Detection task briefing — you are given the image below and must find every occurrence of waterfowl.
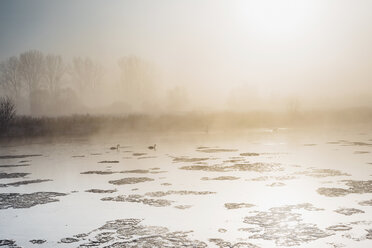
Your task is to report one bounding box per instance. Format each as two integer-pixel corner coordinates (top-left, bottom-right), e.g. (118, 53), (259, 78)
(148, 144), (156, 150)
(110, 144), (120, 150)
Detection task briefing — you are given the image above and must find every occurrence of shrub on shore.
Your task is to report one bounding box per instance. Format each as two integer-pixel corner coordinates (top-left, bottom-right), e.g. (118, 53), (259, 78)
(0, 97), (16, 133)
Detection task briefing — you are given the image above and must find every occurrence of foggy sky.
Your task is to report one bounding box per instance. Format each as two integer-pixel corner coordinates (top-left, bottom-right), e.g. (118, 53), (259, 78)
(1, 0), (372, 111)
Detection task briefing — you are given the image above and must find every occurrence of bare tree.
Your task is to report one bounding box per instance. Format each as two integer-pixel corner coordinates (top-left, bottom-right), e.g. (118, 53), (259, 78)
(19, 50), (45, 93)
(0, 96), (16, 132)
(166, 86), (188, 112)
(287, 97), (300, 118)
(118, 56), (156, 106)
(70, 57), (103, 92)
(44, 54), (65, 96)
(0, 57), (22, 99)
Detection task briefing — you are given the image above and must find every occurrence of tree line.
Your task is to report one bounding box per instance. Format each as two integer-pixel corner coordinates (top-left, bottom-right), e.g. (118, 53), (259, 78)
(0, 50), (158, 115)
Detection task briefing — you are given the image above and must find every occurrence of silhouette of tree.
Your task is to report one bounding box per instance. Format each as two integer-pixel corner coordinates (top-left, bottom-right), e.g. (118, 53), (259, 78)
(166, 86), (188, 112)
(287, 97), (300, 118)
(70, 57), (103, 92)
(44, 54), (65, 96)
(19, 50), (45, 93)
(0, 57), (22, 100)
(18, 50), (46, 114)
(118, 56), (156, 108)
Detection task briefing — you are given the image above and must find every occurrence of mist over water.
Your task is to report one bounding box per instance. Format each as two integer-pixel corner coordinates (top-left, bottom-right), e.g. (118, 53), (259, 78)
(1, 1), (372, 248)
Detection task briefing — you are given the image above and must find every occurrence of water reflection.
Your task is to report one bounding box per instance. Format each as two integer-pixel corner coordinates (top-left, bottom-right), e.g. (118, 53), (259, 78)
(0, 128), (371, 247)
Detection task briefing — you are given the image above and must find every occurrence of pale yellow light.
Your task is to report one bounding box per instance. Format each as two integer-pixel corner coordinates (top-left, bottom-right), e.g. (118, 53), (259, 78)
(240, 0), (317, 40)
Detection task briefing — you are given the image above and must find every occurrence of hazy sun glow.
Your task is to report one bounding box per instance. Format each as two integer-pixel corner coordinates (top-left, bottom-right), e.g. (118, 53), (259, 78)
(0, 0), (372, 114)
(242, 0), (316, 39)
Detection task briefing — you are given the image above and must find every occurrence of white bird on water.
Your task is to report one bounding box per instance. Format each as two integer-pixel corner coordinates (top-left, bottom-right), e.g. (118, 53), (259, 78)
(110, 144), (120, 150)
(148, 144), (156, 150)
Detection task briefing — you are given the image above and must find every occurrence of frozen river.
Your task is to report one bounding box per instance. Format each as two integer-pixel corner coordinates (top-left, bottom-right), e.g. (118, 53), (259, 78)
(0, 127), (371, 247)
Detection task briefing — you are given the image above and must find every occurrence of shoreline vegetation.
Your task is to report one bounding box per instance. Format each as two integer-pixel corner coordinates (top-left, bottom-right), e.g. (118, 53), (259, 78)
(1, 108), (372, 139)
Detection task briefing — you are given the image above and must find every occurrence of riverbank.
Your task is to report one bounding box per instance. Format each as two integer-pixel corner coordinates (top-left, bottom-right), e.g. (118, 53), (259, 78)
(1, 109), (372, 138)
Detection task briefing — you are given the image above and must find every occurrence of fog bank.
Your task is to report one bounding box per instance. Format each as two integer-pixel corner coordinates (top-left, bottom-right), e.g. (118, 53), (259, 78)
(1, 0), (372, 115)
